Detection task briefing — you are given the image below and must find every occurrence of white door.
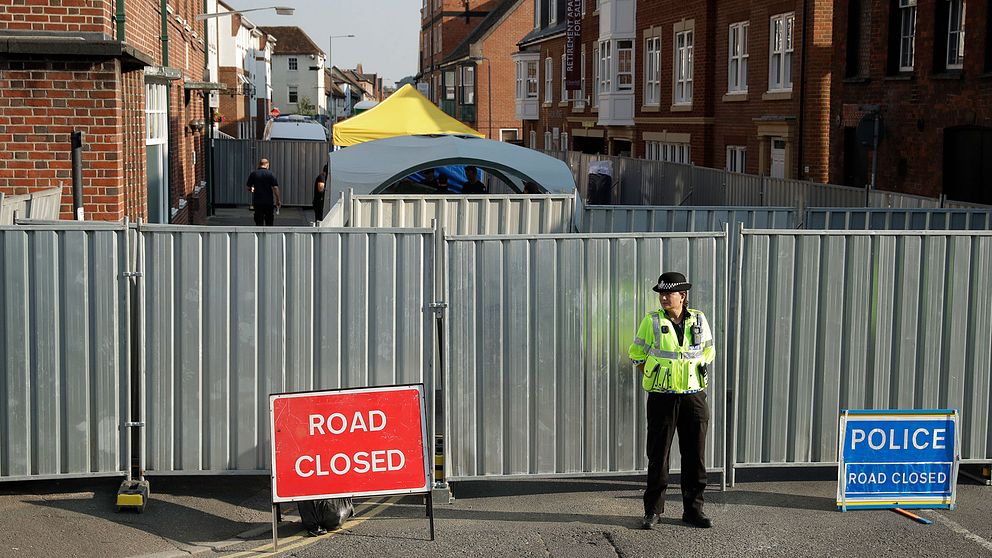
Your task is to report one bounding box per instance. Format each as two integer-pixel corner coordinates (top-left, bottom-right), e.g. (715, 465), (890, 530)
(770, 138), (786, 179)
(145, 82), (169, 223)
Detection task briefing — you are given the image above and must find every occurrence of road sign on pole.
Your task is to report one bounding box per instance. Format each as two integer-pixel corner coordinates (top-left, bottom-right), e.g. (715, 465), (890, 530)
(837, 409), (959, 511)
(269, 384), (434, 546)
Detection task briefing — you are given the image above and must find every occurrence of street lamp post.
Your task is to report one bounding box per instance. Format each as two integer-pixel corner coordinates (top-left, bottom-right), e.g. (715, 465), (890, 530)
(328, 34), (356, 120)
(194, 5), (294, 20)
(194, 4), (293, 216)
(470, 56), (492, 139)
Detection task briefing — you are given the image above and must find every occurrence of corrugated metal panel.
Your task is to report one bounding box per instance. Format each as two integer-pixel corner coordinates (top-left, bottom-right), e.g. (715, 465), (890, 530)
(140, 226), (435, 473)
(734, 231), (992, 475)
(869, 190), (942, 209)
(0, 223), (127, 481)
(539, 150), (984, 211)
(688, 167), (729, 205)
(213, 139), (329, 206)
(348, 195), (576, 234)
(580, 206), (795, 233)
(445, 232), (728, 479)
(806, 208), (992, 230)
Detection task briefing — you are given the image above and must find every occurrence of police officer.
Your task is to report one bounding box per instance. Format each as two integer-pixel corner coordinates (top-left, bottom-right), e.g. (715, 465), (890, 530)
(629, 271), (715, 530)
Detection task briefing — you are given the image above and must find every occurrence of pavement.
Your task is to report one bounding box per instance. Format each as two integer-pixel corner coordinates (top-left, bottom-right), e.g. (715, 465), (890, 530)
(1, 470), (991, 558)
(205, 207), (315, 227)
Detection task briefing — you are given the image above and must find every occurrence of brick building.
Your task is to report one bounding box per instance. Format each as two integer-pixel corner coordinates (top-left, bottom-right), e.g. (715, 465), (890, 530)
(831, 0), (992, 203)
(438, 0), (533, 140)
(419, 0), (502, 107)
(216, 1), (275, 139)
(0, 0), (221, 223)
(513, 0), (834, 181)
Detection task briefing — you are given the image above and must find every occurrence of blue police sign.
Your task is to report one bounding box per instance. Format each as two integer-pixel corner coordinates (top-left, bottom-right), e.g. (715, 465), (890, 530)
(837, 410), (959, 511)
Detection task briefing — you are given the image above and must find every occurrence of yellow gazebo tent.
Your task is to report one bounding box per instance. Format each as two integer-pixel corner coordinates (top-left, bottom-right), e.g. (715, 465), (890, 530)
(332, 84), (483, 146)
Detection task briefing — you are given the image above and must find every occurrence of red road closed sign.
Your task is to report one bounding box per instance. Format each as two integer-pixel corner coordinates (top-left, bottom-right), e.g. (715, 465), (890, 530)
(269, 385), (430, 503)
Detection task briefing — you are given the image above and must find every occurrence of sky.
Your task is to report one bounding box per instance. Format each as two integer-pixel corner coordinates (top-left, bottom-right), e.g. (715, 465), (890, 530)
(227, 0), (421, 87)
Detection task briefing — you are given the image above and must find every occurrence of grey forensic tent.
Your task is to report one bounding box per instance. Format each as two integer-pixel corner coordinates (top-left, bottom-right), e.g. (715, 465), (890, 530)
(326, 134), (576, 195)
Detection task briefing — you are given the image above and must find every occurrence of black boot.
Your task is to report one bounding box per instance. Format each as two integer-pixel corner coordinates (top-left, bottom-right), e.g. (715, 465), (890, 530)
(681, 511), (712, 528)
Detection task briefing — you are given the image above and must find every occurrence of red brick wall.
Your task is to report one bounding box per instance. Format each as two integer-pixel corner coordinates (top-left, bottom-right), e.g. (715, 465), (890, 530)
(0, 0), (111, 35)
(830, 0), (992, 197)
(478, 0), (533, 138)
(0, 0), (211, 223)
(522, 0), (834, 184)
(0, 57), (125, 220)
(122, 67), (147, 221)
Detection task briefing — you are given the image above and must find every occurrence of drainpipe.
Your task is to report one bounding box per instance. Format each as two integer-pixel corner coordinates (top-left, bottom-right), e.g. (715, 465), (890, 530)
(72, 131), (85, 220)
(797, 0), (809, 180)
(115, 0), (126, 41)
(161, 0), (170, 222)
(203, 0), (214, 216)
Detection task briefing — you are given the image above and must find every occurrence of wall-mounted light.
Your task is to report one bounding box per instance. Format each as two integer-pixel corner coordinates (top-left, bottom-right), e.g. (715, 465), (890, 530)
(188, 118), (206, 131)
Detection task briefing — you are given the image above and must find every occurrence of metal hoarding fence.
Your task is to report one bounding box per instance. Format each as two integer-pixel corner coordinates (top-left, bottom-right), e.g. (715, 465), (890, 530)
(732, 230), (992, 485)
(0, 222), (129, 481)
(347, 194), (577, 234)
(212, 139), (330, 207)
(805, 208), (992, 230)
(443, 231), (729, 481)
(138, 225), (436, 473)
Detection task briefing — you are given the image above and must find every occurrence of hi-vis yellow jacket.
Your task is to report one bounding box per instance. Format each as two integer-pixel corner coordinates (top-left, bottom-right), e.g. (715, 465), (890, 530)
(628, 308), (715, 393)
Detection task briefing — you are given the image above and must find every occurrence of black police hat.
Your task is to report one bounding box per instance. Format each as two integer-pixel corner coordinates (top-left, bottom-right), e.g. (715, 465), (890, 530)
(652, 271), (692, 293)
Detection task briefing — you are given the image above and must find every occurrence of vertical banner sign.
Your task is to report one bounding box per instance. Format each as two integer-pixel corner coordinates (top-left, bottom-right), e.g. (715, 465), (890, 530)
(565, 0), (582, 90)
(270, 385), (431, 502)
(837, 410), (959, 511)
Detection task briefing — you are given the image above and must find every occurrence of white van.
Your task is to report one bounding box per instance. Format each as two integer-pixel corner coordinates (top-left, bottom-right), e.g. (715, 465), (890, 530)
(263, 116), (328, 141)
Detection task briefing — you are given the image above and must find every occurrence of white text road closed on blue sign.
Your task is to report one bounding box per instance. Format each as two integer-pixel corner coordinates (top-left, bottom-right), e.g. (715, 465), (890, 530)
(837, 410), (960, 511)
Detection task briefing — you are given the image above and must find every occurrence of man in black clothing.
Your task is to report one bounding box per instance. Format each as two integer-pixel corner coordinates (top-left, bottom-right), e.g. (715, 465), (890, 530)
(246, 158), (281, 226)
(313, 163), (328, 223)
(462, 165), (488, 194)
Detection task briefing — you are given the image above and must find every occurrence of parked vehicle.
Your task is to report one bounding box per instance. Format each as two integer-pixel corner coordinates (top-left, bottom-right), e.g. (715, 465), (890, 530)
(263, 115), (328, 141)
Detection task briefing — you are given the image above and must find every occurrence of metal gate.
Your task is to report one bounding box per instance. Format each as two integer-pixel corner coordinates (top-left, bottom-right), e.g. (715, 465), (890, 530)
(137, 224), (438, 473)
(0, 222), (130, 481)
(443, 231), (729, 481)
(212, 139), (329, 206)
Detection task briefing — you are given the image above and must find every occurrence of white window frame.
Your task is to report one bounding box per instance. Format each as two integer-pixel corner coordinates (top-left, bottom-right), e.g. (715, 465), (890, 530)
(616, 39), (633, 91)
(577, 45), (587, 109)
(644, 33), (661, 105)
(899, 0), (917, 71)
(534, 0), (541, 29)
(515, 61), (525, 99)
(946, 0), (965, 70)
(769, 13), (794, 91)
(598, 40), (611, 93)
(461, 65), (475, 104)
(550, 0), (558, 25)
(726, 145), (746, 172)
(288, 57), (298, 71)
(592, 44), (600, 107)
(674, 30), (693, 105)
(728, 21), (749, 93)
(527, 59), (539, 98)
(561, 53), (567, 102)
(545, 57), (553, 102)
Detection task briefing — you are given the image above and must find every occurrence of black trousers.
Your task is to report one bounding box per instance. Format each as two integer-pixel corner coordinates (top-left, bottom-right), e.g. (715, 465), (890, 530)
(253, 204), (274, 226)
(313, 195), (325, 223)
(643, 391), (709, 516)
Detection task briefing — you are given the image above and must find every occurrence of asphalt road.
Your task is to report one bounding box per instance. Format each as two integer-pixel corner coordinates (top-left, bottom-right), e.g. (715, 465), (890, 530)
(2, 472), (991, 557)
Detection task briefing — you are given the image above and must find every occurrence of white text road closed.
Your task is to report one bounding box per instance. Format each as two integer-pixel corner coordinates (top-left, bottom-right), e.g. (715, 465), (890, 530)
(270, 385), (431, 502)
(837, 410), (959, 511)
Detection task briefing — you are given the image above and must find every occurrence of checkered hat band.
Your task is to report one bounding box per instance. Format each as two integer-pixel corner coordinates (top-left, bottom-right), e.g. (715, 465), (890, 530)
(657, 282), (690, 291)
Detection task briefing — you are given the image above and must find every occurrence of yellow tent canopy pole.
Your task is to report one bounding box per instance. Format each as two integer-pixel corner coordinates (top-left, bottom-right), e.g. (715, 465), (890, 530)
(332, 84), (484, 147)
